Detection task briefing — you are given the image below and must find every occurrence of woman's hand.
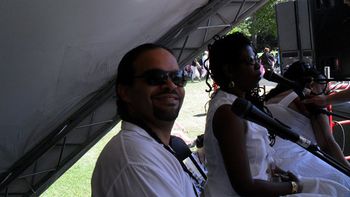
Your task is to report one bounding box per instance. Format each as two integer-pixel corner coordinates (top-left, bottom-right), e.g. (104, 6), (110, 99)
(302, 94), (328, 107)
(270, 167), (303, 193)
(280, 171), (303, 193)
(271, 167), (293, 182)
(292, 97), (311, 117)
(285, 171), (303, 193)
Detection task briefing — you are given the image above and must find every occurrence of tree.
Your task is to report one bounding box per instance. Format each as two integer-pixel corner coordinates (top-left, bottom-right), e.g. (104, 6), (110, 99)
(250, 0), (279, 39)
(229, 0), (287, 50)
(229, 19), (251, 37)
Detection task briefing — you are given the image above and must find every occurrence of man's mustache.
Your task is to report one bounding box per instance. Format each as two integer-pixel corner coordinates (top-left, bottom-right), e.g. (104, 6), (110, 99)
(156, 89), (180, 98)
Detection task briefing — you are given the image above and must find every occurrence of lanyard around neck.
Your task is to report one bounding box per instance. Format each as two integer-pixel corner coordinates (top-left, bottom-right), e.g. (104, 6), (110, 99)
(127, 120), (199, 197)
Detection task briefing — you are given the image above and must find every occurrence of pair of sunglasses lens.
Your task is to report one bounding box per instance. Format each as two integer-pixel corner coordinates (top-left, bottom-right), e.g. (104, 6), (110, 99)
(242, 56), (260, 69)
(246, 56), (260, 65)
(311, 81), (328, 95)
(310, 75), (329, 95)
(134, 69), (187, 87)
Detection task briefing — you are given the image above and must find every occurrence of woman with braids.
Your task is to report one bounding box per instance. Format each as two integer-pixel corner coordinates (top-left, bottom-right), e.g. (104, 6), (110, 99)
(203, 32), (350, 196)
(264, 61), (350, 188)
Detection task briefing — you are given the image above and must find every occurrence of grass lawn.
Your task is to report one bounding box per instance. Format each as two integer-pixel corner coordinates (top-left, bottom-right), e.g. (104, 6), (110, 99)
(42, 80), (211, 197)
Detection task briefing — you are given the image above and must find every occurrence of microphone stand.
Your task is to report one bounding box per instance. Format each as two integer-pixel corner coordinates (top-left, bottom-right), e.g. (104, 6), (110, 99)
(270, 125), (350, 177)
(293, 88), (350, 120)
(262, 70), (350, 175)
(279, 88), (350, 176)
(316, 108), (350, 120)
(232, 98), (350, 177)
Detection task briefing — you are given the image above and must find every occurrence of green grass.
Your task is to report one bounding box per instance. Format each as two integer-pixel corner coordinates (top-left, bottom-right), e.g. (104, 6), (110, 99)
(42, 80), (211, 197)
(41, 126), (120, 197)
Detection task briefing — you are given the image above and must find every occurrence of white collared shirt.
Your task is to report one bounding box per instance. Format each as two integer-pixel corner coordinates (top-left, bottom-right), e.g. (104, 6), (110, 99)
(92, 121), (196, 197)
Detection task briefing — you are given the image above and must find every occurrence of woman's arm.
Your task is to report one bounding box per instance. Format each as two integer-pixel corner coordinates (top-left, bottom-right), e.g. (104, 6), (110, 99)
(310, 113), (350, 169)
(327, 88), (350, 105)
(303, 88), (350, 107)
(212, 104), (300, 196)
(292, 97), (350, 168)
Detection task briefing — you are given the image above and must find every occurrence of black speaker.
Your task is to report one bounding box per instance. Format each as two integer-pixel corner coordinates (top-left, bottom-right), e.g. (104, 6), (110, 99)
(276, 0), (314, 73)
(310, 0), (350, 79)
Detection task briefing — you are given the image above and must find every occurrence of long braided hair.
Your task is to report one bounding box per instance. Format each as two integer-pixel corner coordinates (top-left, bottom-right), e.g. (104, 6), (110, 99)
(204, 32), (252, 94)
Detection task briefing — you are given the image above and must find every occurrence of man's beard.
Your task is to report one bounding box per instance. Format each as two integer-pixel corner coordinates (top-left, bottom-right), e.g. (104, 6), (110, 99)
(153, 104), (181, 121)
(152, 89), (183, 121)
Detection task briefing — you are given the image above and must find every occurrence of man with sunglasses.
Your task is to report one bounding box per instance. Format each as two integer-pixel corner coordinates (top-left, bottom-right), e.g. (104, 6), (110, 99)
(91, 44), (197, 197)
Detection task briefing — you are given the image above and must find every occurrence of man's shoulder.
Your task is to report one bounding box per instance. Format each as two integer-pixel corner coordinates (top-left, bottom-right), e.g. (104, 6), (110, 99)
(92, 130), (164, 177)
(93, 129), (165, 165)
(121, 130), (170, 160)
(100, 129), (158, 156)
(120, 129), (158, 149)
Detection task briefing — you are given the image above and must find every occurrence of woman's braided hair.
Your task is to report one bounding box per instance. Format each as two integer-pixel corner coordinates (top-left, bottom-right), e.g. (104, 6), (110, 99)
(205, 32), (251, 92)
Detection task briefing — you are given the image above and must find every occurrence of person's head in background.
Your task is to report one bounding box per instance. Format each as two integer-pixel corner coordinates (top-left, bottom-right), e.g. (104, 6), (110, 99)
(265, 61), (328, 101)
(116, 43), (186, 129)
(263, 47), (270, 53)
(206, 32), (261, 97)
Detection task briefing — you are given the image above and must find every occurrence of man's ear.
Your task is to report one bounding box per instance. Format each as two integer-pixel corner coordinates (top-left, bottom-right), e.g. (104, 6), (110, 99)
(117, 84), (131, 103)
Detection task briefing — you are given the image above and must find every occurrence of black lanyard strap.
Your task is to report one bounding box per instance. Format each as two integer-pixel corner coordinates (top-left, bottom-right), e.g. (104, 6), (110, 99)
(126, 120), (199, 196)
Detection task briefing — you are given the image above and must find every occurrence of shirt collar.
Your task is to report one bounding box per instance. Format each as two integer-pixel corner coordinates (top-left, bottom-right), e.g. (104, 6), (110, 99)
(121, 120), (156, 142)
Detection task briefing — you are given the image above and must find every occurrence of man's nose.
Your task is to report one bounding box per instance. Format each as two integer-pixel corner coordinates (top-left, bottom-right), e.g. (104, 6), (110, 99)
(163, 78), (178, 90)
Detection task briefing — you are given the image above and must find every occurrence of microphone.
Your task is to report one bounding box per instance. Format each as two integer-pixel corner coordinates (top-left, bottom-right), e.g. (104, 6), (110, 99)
(263, 68), (308, 98)
(231, 97), (315, 149)
(263, 68), (341, 118)
(263, 68), (298, 88)
(232, 98), (350, 176)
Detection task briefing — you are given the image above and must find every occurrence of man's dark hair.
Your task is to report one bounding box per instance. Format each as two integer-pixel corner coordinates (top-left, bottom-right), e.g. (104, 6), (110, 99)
(115, 43), (172, 120)
(206, 32), (252, 92)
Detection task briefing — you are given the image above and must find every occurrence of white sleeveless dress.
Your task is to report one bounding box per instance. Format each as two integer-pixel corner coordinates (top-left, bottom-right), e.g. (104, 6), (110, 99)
(266, 91), (350, 188)
(204, 90), (350, 197)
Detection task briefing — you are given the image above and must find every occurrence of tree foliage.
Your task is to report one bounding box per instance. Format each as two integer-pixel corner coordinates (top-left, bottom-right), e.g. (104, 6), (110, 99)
(230, 19), (252, 37)
(229, 0), (287, 50)
(249, 0), (279, 37)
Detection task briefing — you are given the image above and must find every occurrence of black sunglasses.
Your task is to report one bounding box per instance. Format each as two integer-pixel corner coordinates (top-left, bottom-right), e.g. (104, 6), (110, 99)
(245, 55), (260, 65)
(134, 69), (187, 87)
(310, 74), (329, 95)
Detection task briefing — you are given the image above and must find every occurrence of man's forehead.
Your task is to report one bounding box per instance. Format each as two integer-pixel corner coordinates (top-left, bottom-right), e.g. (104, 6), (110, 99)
(133, 48), (179, 73)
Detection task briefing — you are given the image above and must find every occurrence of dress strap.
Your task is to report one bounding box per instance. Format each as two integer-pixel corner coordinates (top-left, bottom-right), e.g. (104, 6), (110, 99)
(278, 91), (298, 107)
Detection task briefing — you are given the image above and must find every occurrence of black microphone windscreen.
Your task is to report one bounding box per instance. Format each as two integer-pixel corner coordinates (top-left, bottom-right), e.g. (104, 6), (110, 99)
(263, 68), (294, 86)
(263, 68), (275, 82)
(231, 97), (251, 118)
(231, 97), (306, 145)
(263, 68), (306, 98)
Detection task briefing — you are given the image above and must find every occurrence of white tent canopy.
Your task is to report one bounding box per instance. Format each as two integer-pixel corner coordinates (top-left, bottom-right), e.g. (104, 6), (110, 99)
(0, 0), (267, 195)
